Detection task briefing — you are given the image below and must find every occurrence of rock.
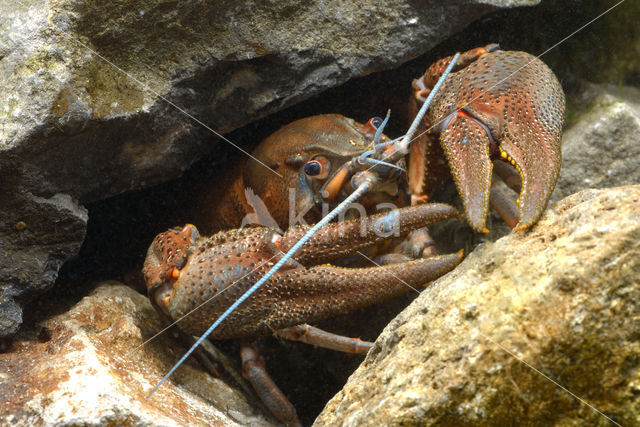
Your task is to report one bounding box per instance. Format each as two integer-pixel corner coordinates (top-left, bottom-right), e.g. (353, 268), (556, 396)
(315, 185), (640, 426)
(0, 193), (87, 337)
(0, 282), (276, 426)
(547, 1), (640, 88)
(552, 83), (640, 202)
(0, 0), (538, 338)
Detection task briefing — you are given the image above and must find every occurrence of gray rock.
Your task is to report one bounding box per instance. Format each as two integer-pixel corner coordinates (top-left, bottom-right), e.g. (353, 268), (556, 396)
(0, 0), (537, 338)
(315, 185), (640, 426)
(552, 83), (640, 202)
(0, 282), (276, 426)
(0, 193), (87, 337)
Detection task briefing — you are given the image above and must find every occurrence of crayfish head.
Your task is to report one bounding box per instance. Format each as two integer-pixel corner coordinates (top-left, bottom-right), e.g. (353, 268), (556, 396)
(242, 114), (400, 228)
(142, 224), (200, 315)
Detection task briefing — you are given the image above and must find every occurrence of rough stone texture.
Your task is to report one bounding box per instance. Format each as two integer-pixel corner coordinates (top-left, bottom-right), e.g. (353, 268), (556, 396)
(0, 282), (276, 426)
(551, 83), (640, 202)
(0, 193), (87, 337)
(315, 186), (640, 426)
(0, 0), (538, 339)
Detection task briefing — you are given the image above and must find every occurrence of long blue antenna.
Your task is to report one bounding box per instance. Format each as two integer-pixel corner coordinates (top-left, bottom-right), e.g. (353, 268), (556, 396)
(148, 177), (376, 397)
(399, 52), (460, 152)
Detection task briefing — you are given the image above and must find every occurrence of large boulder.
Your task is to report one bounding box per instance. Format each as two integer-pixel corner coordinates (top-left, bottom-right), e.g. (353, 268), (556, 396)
(315, 185), (640, 426)
(0, 0), (539, 338)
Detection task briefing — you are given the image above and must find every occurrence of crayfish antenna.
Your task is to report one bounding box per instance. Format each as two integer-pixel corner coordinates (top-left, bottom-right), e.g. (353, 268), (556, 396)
(147, 177), (378, 398)
(400, 52), (461, 153)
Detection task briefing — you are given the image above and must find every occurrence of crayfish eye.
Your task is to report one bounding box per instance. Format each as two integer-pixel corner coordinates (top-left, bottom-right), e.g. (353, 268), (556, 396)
(304, 161), (322, 176)
(303, 156), (330, 179)
(369, 116), (384, 129)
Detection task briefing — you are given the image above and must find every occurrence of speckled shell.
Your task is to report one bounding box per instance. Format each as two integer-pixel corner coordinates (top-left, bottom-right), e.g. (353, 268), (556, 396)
(153, 204), (462, 340)
(192, 114), (391, 234)
(414, 49), (565, 231)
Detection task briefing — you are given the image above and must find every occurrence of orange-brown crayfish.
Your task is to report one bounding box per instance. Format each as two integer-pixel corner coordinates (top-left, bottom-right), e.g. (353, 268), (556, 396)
(143, 44), (565, 425)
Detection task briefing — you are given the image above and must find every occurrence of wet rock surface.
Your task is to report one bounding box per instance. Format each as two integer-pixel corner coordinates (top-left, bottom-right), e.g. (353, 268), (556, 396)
(315, 185), (640, 426)
(0, 283), (276, 426)
(0, 0), (535, 339)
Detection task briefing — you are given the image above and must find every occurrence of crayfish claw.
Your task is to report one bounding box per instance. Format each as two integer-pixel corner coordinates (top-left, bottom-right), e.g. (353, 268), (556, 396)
(439, 111), (493, 233)
(409, 47), (565, 232)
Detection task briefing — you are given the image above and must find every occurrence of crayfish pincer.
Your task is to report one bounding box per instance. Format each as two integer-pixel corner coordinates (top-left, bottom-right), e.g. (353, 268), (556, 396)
(143, 203), (462, 339)
(409, 44), (565, 232)
(143, 203), (462, 426)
